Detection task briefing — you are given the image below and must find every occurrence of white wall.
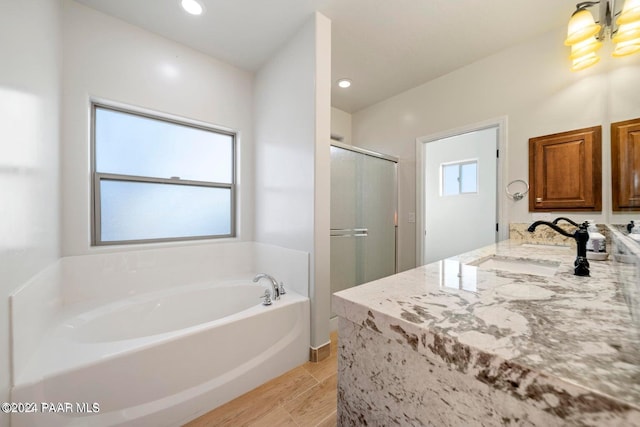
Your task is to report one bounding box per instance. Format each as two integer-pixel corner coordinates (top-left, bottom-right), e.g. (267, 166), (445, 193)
(61, 0), (254, 256)
(352, 28), (640, 271)
(0, 0), (61, 425)
(331, 107), (352, 145)
(254, 12), (332, 349)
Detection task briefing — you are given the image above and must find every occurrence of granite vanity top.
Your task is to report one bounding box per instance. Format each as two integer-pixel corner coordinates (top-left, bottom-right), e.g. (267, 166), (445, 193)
(333, 236), (640, 412)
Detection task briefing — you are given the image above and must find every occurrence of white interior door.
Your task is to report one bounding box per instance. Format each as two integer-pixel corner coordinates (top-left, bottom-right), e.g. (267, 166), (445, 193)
(423, 127), (498, 265)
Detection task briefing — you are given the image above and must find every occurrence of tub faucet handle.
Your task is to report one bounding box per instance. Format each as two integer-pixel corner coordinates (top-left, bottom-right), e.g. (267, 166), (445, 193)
(279, 282), (286, 296)
(253, 273), (280, 300)
(260, 289), (272, 306)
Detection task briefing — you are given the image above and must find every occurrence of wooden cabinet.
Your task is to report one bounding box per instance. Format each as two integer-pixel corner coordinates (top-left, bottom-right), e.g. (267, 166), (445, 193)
(529, 126), (602, 211)
(611, 117), (640, 211)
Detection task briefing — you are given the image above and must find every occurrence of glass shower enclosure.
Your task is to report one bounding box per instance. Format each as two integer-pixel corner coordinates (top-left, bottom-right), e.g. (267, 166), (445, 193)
(330, 143), (398, 316)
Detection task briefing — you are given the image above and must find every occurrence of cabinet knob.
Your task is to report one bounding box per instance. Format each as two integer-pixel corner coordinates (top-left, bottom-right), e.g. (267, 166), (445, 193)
(536, 198), (543, 203)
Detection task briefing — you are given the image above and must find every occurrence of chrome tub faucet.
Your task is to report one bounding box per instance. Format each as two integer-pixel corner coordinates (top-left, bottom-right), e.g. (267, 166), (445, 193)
(253, 273), (285, 300)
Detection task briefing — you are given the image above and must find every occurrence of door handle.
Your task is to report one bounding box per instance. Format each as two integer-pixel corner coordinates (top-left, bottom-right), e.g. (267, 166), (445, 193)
(330, 228), (368, 237)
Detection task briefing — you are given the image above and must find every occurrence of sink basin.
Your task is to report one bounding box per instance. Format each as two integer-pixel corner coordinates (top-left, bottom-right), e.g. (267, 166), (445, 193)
(520, 243), (570, 249)
(469, 256), (560, 277)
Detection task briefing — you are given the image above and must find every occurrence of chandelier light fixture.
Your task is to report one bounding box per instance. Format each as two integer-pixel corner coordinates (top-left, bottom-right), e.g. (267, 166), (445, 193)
(565, 0), (640, 71)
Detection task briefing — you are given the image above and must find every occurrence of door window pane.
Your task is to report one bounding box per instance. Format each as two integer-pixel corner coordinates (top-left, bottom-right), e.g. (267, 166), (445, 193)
(460, 162), (478, 193)
(441, 160), (478, 196)
(442, 164), (460, 196)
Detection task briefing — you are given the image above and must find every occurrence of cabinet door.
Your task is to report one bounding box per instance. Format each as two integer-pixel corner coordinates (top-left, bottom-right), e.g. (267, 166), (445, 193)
(529, 126), (601, 211)
(612, 118), (640, 211)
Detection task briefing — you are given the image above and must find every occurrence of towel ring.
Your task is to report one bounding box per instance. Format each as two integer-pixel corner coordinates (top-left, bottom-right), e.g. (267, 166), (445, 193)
(506, 179), (529, 201)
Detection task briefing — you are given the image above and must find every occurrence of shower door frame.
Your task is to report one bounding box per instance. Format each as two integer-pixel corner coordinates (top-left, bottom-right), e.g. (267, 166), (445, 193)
(330, 141), (399, 279)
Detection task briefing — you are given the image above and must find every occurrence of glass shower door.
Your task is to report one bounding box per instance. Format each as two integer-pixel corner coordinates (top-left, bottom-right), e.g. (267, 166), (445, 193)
(330, 145), (397, 316)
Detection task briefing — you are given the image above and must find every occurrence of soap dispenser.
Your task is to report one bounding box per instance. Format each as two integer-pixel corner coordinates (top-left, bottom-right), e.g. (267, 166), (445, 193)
(586, 220), (606, 256)
(628, 220), (640, 242)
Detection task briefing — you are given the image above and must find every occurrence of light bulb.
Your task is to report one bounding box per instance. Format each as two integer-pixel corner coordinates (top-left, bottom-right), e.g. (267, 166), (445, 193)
(571, 52), (600, 71)
(617, 0), (640, 25)
(570, 37), (602, 58)
(613, 38), (640, 56)
(181, 0), (203, 15)
(565, 9), (601, 45)
(613, 21), (640, 43)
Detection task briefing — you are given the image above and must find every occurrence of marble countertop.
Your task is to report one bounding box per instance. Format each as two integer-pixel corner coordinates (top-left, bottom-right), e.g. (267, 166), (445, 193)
(333, 234), (640, 412)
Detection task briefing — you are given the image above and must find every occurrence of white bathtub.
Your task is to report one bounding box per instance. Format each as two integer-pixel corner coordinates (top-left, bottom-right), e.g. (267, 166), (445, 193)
(11, 280), (310, 427)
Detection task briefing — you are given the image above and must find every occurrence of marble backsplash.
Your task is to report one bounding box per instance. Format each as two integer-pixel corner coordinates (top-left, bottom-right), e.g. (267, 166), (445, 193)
(509, 223), (577, 247)
(509, 222), (614, 248)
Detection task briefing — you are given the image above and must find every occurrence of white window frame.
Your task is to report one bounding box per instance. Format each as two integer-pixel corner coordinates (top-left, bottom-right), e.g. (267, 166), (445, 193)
(441, 159), (478, 196)
(91, 102), (236, 246)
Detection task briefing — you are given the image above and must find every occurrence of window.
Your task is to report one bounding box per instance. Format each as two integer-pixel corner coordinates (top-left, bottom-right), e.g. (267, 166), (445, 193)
(442, 160), (478, 196)
(92, 103), (235, 245)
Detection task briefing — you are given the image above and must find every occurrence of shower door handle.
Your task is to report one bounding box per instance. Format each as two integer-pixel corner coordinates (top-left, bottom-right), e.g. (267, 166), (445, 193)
(330, 228), (368, 237)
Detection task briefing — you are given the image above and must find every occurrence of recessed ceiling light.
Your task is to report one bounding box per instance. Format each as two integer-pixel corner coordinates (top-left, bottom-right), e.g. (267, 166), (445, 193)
(337, 79), (352, 88)
(181, 0), (204, 15)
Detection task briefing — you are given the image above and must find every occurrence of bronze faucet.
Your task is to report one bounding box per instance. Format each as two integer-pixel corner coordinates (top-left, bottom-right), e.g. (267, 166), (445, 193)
(527, 220), (590, 276)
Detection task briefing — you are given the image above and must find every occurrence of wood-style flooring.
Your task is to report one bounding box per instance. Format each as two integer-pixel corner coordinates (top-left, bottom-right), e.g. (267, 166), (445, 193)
(184, 331), (338, 427)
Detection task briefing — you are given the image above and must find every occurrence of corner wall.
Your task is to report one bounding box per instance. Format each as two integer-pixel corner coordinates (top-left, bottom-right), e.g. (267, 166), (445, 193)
(351, 28), (640, 272)
(0, 1), (62, 425)
(331, 107), (352, 145)
(254, 12), (332, 349)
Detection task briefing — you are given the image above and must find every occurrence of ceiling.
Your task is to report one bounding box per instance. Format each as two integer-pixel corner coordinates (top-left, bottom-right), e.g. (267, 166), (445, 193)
(74, 0), (574, 113)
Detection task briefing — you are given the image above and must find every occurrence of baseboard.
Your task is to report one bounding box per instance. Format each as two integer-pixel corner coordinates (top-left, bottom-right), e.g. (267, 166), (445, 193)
(309, 341), (331, 362)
